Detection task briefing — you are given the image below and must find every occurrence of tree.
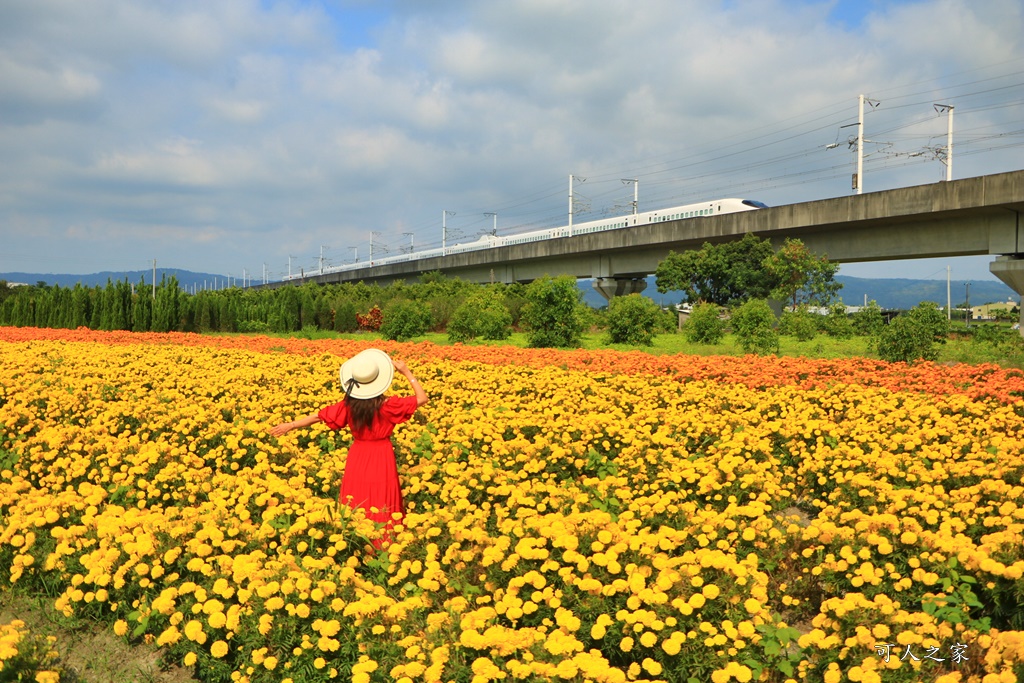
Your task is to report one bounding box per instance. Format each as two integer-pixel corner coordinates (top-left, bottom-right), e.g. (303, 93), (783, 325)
(605, 293), (661, 346)
(655, 234), (777, 306)
(522, 275), (586, 348)
(763, 238), (841, 309)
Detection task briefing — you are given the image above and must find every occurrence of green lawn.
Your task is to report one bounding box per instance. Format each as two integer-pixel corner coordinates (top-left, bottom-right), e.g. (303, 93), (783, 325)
(267, 327), (1024, 367)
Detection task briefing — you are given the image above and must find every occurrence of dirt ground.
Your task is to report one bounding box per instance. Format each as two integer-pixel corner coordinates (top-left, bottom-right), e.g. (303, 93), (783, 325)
(0, 588), (200, 683)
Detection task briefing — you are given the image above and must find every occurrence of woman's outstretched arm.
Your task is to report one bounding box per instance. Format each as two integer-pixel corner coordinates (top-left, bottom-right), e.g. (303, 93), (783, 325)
(270, 414), (322, 437)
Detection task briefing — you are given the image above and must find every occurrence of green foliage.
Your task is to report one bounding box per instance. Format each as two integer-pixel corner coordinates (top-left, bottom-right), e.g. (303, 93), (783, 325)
(655, 233), (777, 306)
(824, 301), (855, 339)
(876, 302), (949, 363)
(853, 300), (885, 337)
(522, 275), (586, 348)
(909, 300), (950, 344)
(379, 299), (430, 342)
(730, 298), (779, 355)
(779, 306), (818, 341)
(605, 294), (661, 346)
(763, 238), (842, 309)
(237, 319), (272, 333)
(448, 288), (513, 343)
(683, 302), (726, 344)
(333, 299), (359, 333)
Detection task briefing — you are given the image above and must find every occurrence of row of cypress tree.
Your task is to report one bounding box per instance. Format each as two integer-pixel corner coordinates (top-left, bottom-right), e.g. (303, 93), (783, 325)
(0, 274), (526, 335)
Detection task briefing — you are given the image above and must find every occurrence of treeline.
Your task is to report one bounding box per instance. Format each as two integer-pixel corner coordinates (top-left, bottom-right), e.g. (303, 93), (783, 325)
(0, 273), (531, 335)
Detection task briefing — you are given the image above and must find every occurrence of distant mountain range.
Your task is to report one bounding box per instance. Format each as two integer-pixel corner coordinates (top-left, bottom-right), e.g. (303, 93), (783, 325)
(2, 269), (1017, 311)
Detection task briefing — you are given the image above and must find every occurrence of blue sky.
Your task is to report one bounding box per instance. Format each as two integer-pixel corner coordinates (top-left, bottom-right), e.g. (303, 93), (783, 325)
(1, 0), (1022, 285)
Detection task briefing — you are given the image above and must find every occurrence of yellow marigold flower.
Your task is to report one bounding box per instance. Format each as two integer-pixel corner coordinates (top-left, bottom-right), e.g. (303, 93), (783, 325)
(210, 640), (228, 658)
(620, 636), (634, 652)
(113, 620), (128, 637)
(702, 584), (720, 600)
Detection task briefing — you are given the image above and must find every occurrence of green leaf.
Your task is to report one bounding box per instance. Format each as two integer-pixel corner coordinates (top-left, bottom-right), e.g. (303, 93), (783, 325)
(779, 661), (794, 676)
(763, 639), (782, 656)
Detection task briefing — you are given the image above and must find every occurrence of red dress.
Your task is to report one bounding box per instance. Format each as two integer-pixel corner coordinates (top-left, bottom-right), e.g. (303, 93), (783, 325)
(318, 395), (418, 544)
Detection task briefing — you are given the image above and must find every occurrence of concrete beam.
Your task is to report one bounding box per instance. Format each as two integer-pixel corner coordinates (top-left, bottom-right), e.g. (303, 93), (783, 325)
(592, 277), (648, 301)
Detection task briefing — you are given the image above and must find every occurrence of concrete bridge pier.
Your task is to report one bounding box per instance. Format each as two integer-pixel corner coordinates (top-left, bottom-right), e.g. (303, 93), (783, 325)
(592, 277), (647, 301)
(989, 256), (1024, 335)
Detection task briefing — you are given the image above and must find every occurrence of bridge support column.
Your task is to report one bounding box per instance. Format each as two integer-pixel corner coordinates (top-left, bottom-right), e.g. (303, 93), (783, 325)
(990, 256), (1024, 336)
(592, 277), (647, 301)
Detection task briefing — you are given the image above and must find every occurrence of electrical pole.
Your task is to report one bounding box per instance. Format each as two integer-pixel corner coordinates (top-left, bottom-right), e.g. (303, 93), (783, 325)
(443, 210), (456, 253)
(934, 103), (954, 181)
(484, 213), (497, 236)
(569, 175), (574, 235)
(965, 282), (971, 328)
(403, 232), (415, 253)
(622, 178), (638, 214)
(947, 265), (951, 320)
(349, 246), (358, 263)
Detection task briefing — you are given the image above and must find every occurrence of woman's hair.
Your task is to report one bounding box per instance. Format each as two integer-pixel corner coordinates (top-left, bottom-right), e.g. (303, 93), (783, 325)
(346, 395), (386, 432)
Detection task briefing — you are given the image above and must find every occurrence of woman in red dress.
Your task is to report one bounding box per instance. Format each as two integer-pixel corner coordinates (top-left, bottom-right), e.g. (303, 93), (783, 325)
(270, 349), (429, 546)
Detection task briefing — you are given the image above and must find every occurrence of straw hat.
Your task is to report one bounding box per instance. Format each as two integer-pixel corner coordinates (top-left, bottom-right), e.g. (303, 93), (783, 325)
(340, 348), (394, 399)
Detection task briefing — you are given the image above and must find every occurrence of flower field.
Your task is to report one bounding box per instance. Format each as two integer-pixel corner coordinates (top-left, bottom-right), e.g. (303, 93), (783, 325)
(1, 327), (1023, 683)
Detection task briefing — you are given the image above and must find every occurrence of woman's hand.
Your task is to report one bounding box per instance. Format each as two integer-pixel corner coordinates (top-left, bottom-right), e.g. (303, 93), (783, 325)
(269, 422), (293, 437)
(392, 359), (411, 375)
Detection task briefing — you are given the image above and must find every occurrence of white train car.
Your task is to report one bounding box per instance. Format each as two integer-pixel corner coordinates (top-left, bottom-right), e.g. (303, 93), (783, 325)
(308, 197), (767, 278)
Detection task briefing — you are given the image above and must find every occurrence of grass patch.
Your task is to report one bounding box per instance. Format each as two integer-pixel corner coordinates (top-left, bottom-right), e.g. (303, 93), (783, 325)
(214, 325), (1024, 368)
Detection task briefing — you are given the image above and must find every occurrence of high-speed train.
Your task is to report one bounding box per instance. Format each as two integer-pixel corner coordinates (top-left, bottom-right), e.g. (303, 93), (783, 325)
(302, 197), (768, 277)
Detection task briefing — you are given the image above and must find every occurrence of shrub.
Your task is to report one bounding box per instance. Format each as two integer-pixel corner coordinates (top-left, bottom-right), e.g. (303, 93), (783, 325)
(779, 306), (817, 341)
(522, 275), (586, 348)
(379, 300), (430, 342)
(684, 303), (726, 344)
(876, 302), (949, 363)
(428, 296), (461, 333)
(605, 294), (661, 346)
(356, 305), (383, 331)
(909, 301), (949, 344)
(237, 319), (271, 334)
(333, 300), (359, 333)
(824, 301), (855, 339)
(730, 298), (779, 355)
(448, 289), (513, 343)
(853, 300), (885, 337)
(876, 315), (937, 363)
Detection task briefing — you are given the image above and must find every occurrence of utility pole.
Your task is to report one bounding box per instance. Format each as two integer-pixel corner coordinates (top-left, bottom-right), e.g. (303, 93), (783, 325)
(965, 282), (971, 328)
(349, 246), (358, 263)
(621, 178), (638, 214)
(263, 263), (267, 285)
(946, 265), (951, 320)
(319, 246), (330, 275)
(934, 103), (954, 181)
(403, 232), (415, 253)
(443, 210), (456, 253)
(569, 175), (574, 236)
(484, 213), (497, 236)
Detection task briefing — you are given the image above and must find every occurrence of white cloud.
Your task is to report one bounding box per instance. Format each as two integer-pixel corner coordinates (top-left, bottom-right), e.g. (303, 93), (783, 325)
(0, 0), (1021, 281)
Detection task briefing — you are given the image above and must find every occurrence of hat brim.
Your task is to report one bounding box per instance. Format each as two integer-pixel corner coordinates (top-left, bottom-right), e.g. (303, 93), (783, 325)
(340, 348), (394, 399)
